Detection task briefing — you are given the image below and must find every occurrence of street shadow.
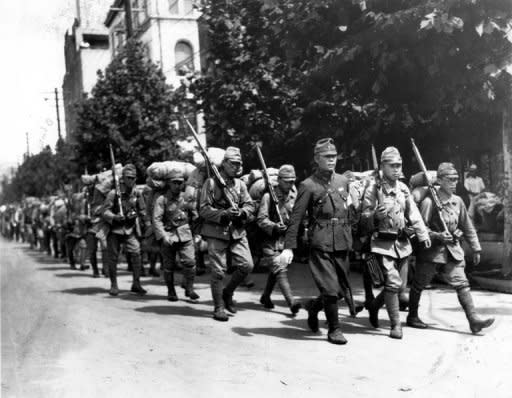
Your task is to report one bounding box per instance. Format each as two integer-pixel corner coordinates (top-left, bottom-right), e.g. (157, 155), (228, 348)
(412, 324), (474, 336)
(37, 265), (72, 271)
(135, 305), (212, 318)
(58, 287), (107, 295)
(54, 272), (95, 278)
(118, 293), (166, 302)
(440, 306), (512, 316)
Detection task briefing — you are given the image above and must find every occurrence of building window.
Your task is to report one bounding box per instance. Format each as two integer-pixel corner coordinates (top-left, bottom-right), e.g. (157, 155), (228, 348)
(175, 41), (194, 75)
(133, 0), (149, 29)
(183, 0), (194, 15)
(169, 0), (179, 14)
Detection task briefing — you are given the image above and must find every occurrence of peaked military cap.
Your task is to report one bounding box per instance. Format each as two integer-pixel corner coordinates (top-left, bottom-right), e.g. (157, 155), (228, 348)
(278, 164), (296, 181)
(122, 163), (137, 178)
(314, 138), (337, 155)
(438, 162), (458, 177)
(224, 146), (242, 162)
(381, 147), (402, 164)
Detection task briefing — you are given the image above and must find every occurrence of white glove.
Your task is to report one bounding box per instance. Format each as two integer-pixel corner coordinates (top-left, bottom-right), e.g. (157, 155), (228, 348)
(278, 249), (294, 266)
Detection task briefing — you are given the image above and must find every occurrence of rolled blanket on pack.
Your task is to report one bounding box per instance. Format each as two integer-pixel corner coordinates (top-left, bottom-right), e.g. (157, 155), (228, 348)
(94, 164), (123, 195)
(192, 147), (226, 168)
(146, 161), (196, 181)
(409, 170), (437, 189)
(248, 167), (279, 202)
(81, 174), (97, 186)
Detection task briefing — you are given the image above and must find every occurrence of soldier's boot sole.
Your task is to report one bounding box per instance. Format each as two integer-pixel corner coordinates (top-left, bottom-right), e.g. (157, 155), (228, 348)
(469, 318), (495, 334)
(327, 328), (347, 345)
(406, 316), (428, 329)
(213, 308), (229, 322)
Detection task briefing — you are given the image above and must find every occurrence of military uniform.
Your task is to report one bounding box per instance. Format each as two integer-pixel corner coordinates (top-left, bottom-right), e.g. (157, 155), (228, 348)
(153, 169), (199, 301)
(283, 138), (357, 344)
(103, 164), (150, 296)
(258, 165), (301, 315)
(199, 146), (256, 321)
(407, 163), (494, 334)
(361, 147), (429, 339)
(65, 192), (89, 271)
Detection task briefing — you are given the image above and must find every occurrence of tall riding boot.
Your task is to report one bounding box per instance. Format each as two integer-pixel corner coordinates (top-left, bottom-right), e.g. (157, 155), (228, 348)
(108, 260), (119, 296)
(126, 253), (133, 272)
(184, 267), (199, 300)
(384, 290), (402, 339)
(368, 291), (385, 328)
(399, 260), (409, 311)
(90, 255), (100, 278)
(276, 271), (301, 315)
(211, 279), (228, 321)
(457, 287), (494, 334)
(223, 269), (247, 314)
(130, 253), (147, 296)
(260, 272), (277, 309)
(406, 288), (428, 329)
(323, 296), (347, 345)
(356, 268), (375, 314)
(148, 253), (160, 277)
(305, 296), (324, 332)
(342, 286), (356, 318)
(101, 249), (109, 277)
(196, 250), (206, 276)
(79, 244), (89, 271)
(164, 271), (178, 301)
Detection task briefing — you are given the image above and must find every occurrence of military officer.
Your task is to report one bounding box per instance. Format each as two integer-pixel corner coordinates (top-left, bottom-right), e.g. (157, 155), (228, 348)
(361, 147), (431, 339)
(279, 138), (357, 345)
(258, 164), (301, 315)
(102, 164), (150, 296)
(153, 168), (199, 302)
(407, 162), (494, 334)
(199, 147), (256, 322)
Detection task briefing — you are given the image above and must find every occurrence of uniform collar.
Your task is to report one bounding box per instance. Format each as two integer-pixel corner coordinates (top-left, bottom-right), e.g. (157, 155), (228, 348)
(314, 169), (335, 184)
(437, 188), (457, 205)
(381, 178), (399, 194)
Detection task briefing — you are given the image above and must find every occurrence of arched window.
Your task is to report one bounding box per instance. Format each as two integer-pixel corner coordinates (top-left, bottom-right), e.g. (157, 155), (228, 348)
(175, 41), (194, 75)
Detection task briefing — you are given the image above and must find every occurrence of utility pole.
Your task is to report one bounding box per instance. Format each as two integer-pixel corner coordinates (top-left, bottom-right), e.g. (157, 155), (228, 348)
(124, 0), (134, 39)
(25, 132), (30, 160)
(54, 88), (62, 141)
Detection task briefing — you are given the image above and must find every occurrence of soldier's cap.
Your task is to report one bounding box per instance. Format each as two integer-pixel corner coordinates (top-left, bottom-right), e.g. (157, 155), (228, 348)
(438, 162), (458, 178)
(167, 168), (185, 182)
(223, 146), (242, 163)
(469, 163), (478, 171)
(278, 164), (296, 181)
(122, 163), (137, 178)
(381, 146), (402, 164)
(314, 138), (337, 156)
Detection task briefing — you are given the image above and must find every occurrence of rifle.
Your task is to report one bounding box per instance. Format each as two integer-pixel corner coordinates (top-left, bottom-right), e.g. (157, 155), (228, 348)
(182, 116), (238, 210)
(109, 144), (124, 217)
(410, 139), (450, 235)
(371, 145), (384, 204)
(254, 144), (284, 225)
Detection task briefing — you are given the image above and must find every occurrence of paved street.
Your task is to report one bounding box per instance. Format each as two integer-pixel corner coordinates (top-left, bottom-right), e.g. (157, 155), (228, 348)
(1, 238), (512, 398)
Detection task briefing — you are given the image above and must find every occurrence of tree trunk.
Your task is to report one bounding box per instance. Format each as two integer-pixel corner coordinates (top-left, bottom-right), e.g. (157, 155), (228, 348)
(502, 109), (512, 277)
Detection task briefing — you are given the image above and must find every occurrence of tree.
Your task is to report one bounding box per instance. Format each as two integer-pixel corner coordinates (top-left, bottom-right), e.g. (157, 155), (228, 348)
(74, 39), (186, 178)
(193, 0), (512, 174)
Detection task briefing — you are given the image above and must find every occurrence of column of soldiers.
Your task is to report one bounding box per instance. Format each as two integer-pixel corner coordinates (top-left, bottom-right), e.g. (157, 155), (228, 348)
(1, 138), (495, 346)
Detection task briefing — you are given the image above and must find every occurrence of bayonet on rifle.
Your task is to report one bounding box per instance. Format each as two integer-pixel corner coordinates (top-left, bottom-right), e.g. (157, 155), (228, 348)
(410, 139), (450, 234)
(182, 116), (238, 210)
(255, 144), (284, 225)
(109, 144), (124, 217)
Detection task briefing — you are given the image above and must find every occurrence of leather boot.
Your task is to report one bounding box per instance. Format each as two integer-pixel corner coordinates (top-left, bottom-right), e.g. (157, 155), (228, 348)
(368, 291), (385, 328)
(406, 288), (428, 329)
(276, 271), (301, 315)
(148, 253), (160, 277)
(305, 296), (323, 332)
(108, 259), (119, 296)
(324, 296), (347, 345)
(399, 291), (409, 311)
(260, 272), (276, 309)
(130, 254), (147, 296)
(384, 290), (402, 339)
(223, 269), (247, 314)
(212, 279), (228, 321)
(356, 268), (375, 313)
(101, 249), (109, 278)
(184, 267), (200, 300)
(164, 271), (178, 301)
(457, 287), (494, 334)
(90, 255), (100, 278)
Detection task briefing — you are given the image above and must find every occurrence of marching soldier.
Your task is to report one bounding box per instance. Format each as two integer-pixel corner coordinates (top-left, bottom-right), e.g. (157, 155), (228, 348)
(199, 147), (256, 322)
(361, 147), (431, 339)
(258, 164), (301, 315)
(102, 164), (150, 296)
(407, 162), (494, 334)
(278, 138), (357, 345)
(153, 169), (199, 301)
